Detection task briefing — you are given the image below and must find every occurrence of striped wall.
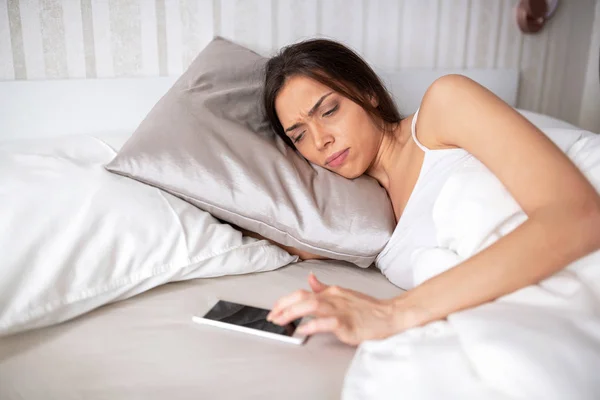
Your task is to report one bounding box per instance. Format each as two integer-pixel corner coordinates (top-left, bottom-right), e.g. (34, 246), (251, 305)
(579, 0), (600, 132)
(0, 0), (598, 129)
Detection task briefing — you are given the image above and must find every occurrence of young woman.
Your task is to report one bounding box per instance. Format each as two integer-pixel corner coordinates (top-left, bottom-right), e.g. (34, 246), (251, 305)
(254, 39), (600, 345)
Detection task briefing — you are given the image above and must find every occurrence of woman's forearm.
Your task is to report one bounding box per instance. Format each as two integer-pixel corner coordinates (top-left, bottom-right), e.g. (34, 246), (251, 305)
(391, 205), (600, 330)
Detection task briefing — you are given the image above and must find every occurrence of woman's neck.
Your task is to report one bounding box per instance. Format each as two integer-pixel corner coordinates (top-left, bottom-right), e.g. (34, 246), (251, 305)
(365, 116), (413, 192)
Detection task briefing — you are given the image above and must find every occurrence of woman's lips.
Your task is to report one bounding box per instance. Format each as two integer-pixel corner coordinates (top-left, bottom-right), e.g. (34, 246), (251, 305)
(326, 148), (350, 168)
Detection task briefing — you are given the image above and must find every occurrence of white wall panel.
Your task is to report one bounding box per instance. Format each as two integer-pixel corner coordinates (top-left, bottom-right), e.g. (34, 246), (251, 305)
(436, 0), (470, 68)
(319, 0), (363, 53)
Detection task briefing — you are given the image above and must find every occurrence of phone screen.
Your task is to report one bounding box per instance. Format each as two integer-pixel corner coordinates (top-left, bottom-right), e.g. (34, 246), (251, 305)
(202, 300), (302, 337)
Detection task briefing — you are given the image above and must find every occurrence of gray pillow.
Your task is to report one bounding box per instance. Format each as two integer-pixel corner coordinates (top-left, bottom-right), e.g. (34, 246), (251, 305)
(106, 37), (395, 267)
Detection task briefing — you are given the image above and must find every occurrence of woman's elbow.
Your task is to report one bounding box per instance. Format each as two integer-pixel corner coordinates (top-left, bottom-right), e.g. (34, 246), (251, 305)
(586, 196), (600, 250)
(574, 195), (600, 252)
(236, 225), (328, 261)
(289, 247), (329, 261)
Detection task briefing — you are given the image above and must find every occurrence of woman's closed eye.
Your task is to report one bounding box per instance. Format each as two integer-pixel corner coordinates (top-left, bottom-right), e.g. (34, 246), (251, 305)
(322, 104), (339, 117)
(293, 131), (305, 143)
(292, 105), (339, 143)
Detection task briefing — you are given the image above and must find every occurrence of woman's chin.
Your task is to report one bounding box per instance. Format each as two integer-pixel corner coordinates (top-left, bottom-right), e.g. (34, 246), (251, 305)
(320, 161), (361, 179)
(339, 167), (363, 180)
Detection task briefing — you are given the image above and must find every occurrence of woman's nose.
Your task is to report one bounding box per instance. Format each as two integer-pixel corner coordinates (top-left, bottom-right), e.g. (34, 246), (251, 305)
(314, 128), (334, 150)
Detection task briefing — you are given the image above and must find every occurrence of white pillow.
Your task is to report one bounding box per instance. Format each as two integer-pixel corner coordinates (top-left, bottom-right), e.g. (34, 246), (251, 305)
(517, 109), (578, 129)
(0, 134), (297, 336)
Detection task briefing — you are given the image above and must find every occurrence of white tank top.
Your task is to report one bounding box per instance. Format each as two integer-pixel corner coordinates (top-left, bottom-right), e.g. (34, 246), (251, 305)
(375, 108), (472, 290)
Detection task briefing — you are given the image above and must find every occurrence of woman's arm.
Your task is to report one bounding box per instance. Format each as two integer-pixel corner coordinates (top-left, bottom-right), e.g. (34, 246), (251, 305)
(392, 74), (600, 328)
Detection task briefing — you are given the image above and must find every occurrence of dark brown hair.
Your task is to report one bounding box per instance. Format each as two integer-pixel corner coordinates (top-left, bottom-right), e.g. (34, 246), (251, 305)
(263, 38), (402, 149)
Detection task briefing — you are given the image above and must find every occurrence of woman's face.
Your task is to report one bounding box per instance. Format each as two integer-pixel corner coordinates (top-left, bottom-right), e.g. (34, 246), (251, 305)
(275, 75), (382, 179)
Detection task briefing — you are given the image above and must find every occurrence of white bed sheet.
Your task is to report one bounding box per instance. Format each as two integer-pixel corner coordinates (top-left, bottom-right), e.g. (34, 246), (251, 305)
(0, 259), (402, 400)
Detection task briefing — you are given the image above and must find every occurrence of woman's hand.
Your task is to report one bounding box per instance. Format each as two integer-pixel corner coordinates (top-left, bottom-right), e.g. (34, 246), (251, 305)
(266, 272), (414, 346)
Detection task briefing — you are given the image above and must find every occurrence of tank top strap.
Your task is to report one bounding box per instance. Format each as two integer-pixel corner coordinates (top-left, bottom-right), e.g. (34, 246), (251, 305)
(411, 108), (430, 152)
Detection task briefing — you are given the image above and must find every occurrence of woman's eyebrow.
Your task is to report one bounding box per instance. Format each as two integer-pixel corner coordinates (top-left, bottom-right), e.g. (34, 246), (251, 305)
(284, 91), (334, 133)
(307, 92), (333, 117)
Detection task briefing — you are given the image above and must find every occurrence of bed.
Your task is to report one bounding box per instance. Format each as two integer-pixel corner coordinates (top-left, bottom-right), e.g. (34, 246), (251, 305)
(0, 69), (585, 399)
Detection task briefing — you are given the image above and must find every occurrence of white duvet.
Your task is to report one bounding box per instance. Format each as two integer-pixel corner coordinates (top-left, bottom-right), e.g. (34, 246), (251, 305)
(343, 128), (600, 400)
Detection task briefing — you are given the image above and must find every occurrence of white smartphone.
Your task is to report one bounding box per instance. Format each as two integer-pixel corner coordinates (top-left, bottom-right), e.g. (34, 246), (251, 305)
(192, 299), (309, 345)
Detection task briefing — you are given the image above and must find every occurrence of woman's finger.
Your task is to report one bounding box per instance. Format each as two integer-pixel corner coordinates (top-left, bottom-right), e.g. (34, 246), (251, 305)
(296, 317), (340, 335)
(271, 297), (329, 325)
(267, 289), (309, 321)
(308, 272), (328, 293)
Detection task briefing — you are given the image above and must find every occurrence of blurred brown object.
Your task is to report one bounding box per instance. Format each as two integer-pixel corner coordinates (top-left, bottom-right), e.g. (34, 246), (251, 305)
(516, 0), (559, 34)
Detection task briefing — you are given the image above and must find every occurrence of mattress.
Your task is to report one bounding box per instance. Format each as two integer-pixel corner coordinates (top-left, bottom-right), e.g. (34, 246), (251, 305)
(0, 259), (402, 400)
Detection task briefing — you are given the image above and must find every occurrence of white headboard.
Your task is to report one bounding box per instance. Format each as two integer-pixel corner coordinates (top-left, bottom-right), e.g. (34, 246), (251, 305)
(0, 69), (518, 140)
(376, 68), (519, 116)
